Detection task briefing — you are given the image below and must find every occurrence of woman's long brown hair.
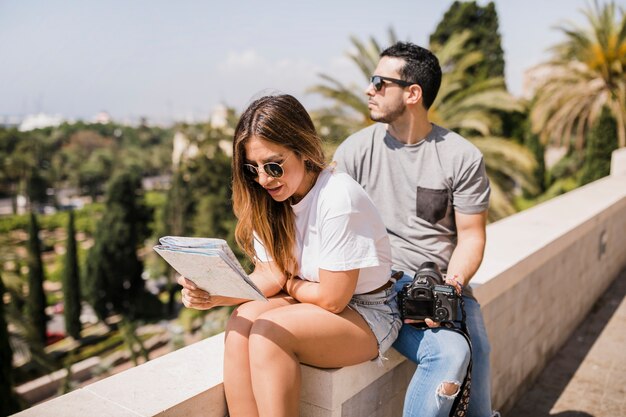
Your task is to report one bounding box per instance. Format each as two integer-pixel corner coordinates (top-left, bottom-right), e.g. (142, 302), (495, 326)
(232, 95), (326, 277)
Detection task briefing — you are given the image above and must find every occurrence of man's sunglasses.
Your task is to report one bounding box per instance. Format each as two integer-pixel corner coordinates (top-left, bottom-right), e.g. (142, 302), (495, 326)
(370, 75), (414, 91)
(243, 154), (292, 179)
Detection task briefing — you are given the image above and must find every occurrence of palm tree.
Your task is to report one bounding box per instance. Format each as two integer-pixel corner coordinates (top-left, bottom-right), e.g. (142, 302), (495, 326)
(307, 28), (397, 139)
(430, 31), (535, 219)
(530, 1), (626, 150)
(309, 30), (536, 220)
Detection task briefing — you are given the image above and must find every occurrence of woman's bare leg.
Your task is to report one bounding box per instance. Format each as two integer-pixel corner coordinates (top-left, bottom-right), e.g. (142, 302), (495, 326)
(248, 304), (377, 417)
(223, 295), (296, 417)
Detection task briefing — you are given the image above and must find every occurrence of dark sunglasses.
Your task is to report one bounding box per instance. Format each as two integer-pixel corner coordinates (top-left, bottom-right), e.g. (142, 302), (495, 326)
(370, 75), (413, 91)
(243, 154), (292, 179)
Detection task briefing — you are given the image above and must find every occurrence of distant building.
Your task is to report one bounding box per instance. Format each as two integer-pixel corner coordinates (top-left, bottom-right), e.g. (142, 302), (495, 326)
(0, 115), (22, 128)
(172, 131), (199, 168)
(210, 104), (229, 129)
(18, 113), (64, 132)
(94, 111), (113, 124)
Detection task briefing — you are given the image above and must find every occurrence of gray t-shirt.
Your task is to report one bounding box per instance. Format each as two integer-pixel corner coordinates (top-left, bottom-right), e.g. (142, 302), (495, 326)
(333, 123), (490, 291)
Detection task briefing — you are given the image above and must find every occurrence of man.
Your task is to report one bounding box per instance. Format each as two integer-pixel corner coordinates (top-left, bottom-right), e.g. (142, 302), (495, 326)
(333, 42), (496, 417)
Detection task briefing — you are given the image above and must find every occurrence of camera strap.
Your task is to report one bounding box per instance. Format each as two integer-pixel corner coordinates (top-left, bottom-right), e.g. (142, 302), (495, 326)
(443, 296), (473, 417)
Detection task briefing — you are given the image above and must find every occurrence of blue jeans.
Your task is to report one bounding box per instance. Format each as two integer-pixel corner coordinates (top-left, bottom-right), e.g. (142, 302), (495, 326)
(393, 274), (493, 417)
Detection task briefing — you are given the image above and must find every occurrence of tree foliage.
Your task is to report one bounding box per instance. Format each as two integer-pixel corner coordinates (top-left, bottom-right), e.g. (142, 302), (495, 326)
(0, 273), (22, 416)
(26, 211), (47, 346)
(0, 122), (173, 212)
(580, 106), (619, 184)
(530, 1), (626, 150)
(86, 171), (153, 321)
(430, 1), (505, 84)
(62, 210), (82, 340)
(523, 127), (547, 195)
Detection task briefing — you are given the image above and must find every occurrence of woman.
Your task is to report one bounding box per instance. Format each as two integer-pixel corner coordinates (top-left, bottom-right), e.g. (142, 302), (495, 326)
(178, 94), (401, 417)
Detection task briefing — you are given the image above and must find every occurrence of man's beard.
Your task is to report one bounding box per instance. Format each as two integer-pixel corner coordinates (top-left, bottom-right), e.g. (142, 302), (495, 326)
(370, 102), (406, 124)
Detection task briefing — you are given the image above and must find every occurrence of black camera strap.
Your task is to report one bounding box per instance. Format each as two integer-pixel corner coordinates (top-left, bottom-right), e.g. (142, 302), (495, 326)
(442, 296), (473, 417)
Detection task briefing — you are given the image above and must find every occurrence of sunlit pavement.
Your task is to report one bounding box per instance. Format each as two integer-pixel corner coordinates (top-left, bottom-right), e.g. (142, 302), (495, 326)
(508, 268), (626, 416)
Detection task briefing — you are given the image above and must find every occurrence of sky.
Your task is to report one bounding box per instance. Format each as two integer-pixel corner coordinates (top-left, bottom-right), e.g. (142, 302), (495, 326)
(0, 0), (604, 124)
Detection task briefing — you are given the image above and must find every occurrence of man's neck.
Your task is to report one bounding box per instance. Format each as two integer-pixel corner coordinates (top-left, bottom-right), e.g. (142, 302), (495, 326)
(387, 114), (433, 145)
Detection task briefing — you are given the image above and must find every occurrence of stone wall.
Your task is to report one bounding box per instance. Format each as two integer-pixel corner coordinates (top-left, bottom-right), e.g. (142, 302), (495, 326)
(473, 166), (626, 412)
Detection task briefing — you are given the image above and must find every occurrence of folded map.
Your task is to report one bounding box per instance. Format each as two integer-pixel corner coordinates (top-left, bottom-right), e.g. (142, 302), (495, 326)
(154, 236), (266, 301)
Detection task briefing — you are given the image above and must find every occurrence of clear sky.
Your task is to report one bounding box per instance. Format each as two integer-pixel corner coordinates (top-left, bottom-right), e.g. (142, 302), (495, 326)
(0, 0), (600, 123)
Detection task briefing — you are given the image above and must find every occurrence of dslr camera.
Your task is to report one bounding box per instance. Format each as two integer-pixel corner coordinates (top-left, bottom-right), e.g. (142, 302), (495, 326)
(397, 262), (459, 322)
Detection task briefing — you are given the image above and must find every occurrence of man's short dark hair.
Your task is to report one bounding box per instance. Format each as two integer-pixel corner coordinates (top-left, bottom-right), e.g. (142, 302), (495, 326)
(380, 42), (442, 109)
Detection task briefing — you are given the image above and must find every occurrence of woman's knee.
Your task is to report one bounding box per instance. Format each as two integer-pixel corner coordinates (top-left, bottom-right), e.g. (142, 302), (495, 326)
(248, 311), (296, 359)
(225, 301), (268, 333)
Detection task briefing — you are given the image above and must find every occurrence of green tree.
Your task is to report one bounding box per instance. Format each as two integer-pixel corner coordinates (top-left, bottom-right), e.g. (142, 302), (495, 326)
(0, 272), (22, 416)
(78, 148), (115, 201)
(26, 211), (47, 346)
(430, 1), (505, 84)
(580, 106), (619, 184)
(62, 210), (82, 340)
(161, 170), (194, 315)
(86, 171), (152, 321)
(530, 1), (626, 150)
(0, 128), (27, 213)
(524, 128), (547, 195)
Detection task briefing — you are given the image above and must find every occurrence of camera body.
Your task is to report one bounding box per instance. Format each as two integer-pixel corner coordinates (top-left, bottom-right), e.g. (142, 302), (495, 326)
(397, 262), (459, 322)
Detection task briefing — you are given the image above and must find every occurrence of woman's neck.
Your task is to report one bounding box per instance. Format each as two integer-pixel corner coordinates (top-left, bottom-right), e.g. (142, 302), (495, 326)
(291, 170), (319, 204)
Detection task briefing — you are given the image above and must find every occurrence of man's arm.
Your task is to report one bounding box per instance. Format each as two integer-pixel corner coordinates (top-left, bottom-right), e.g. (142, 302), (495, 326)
(420, 210), (487, 327)
(446, 210), (488, 287)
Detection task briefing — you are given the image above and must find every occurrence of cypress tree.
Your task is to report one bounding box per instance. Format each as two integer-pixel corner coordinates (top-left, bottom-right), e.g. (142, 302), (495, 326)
(86, 171), (151, 320)
(26, 211), (47, 346)
(0, 273), (22, 416)
(580, 106), (619, 185)
(430, 1), (505, 84)
(62, 210), (82, 340)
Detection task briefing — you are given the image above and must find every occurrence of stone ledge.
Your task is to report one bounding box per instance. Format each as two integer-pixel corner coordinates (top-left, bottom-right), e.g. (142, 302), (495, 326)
(611, 147), (626, 177)
(14, 332), (409, 417)
(15, 356), (100, 405)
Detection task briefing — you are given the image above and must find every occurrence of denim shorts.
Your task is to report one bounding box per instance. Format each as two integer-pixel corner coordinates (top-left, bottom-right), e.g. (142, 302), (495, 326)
(348, 284), (402, 363)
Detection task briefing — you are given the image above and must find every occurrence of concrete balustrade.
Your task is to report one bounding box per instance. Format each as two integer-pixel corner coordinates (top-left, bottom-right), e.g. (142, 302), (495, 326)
(472, 148), (626, 412)
(13, 149), (626, 417)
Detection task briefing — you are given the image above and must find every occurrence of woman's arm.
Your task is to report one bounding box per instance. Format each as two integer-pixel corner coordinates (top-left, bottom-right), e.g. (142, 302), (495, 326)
(248, 260), (288, 297)
(178, 260), (287, 310)
(284, 268), (358, 314)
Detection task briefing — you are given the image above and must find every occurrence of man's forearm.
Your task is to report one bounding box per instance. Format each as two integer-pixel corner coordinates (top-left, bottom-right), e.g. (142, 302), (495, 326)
(446, 237), (485, 286)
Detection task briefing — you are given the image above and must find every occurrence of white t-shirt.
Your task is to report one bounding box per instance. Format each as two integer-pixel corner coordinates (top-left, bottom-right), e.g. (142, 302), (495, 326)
(254, 168), (392, 294)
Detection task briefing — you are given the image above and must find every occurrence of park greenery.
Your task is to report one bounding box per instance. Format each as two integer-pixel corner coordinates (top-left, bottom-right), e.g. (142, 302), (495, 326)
(0, 1), (624, 413)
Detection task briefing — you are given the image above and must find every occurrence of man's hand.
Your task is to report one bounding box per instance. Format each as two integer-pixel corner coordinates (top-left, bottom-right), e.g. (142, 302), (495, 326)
(445, 274), (464, 296)
(404, 276), (463, 328)
(404, 318), (441, 328)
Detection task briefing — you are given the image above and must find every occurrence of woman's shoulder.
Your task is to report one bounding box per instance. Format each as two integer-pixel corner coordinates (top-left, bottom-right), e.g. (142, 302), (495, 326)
(317, 168), (373, 214)
(320, 167), (365, 193)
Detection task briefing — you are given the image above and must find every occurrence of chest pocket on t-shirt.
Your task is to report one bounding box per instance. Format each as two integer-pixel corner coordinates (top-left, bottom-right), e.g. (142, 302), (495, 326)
(415, 186), (450, 224)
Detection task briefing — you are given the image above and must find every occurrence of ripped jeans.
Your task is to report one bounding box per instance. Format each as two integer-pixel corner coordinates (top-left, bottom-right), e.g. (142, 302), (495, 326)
(393, 274), (493, 417)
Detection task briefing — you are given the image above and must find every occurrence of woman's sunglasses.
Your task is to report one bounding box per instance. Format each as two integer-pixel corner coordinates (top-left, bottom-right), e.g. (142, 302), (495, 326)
(370, 75), (414, 91)
(243, 154), (292, 179)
